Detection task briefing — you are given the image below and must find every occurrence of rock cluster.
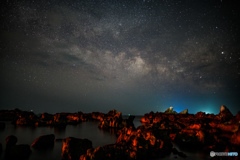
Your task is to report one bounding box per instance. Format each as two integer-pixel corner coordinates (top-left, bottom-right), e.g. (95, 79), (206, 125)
(1, 106), (239, 160)
(98, 109), (135, 129)
(139, 105), (240, 158)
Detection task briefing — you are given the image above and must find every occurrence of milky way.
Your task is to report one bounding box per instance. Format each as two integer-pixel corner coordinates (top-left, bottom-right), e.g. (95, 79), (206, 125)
(1, 0), (240, 114)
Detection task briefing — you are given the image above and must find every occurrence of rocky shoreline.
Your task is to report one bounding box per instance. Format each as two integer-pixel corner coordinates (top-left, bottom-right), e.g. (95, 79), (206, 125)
(0, 106), (239, 160)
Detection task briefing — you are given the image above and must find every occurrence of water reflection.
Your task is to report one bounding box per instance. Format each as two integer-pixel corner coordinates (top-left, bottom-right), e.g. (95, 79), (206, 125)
(0, 121), (117, 160)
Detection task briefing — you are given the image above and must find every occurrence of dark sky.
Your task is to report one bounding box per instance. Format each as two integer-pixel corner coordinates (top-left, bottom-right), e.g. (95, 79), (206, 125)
(1, 0), (240, 115)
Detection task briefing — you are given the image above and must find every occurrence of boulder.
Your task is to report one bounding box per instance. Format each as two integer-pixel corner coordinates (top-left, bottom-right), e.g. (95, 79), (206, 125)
(5, 144), (31, 160)
(62, 137), (92, 160)
(6, 135), (17, 150)
(31, 134), (55, 149)
(217, 105), (233, 122)
(164, 107), (177, 114)
(179, 109), (188, 114)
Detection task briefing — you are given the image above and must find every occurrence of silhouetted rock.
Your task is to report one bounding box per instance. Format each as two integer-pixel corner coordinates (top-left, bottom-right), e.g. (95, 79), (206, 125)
(6, 135), (17, 150)
(179, 109), (188, 114)
(40, 112), (54, 121)
(62, 137), (92, 160)
(0, 109), (21, 121)
(31, 134), (55, 149)
(5, 144), (31, 160)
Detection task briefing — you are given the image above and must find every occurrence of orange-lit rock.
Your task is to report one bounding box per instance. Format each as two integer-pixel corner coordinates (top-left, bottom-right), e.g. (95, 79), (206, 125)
(230, 130), (240, 145)
(62, 137), (92, 160)
(217, 105), (233, 122)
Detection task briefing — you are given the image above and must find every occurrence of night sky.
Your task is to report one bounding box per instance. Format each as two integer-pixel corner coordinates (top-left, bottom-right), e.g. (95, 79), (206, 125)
(1, 0), (240, 115)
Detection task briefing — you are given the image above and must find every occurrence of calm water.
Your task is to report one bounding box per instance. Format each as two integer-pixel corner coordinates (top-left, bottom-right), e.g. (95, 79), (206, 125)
(0, 116), (209, 160)
(0, 121), (117, 160)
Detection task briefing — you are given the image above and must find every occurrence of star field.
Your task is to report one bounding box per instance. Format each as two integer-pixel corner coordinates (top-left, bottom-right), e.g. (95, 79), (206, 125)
(1, 0), (240, 114)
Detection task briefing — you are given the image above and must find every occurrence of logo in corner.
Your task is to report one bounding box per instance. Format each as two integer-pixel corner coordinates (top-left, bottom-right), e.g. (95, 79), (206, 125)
(210, 151), (215, 157)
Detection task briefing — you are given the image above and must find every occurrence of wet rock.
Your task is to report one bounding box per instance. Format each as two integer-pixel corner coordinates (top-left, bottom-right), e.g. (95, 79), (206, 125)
(179, 109), (188, 114)
(6, 135), (17, 150)
(31, 134), (55, 149)
(62, 137), (92, 160)
(5, 144), (31, 160)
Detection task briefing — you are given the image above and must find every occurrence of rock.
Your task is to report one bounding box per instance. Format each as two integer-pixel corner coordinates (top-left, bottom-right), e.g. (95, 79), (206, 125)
(217, 105), (233, 122)
(235, 111), (240, 122)
(174, 132), (203, 148)
(98, 110), (134, 129)
(165, 107), (177, 114)
(31, 134), (55, 149)
(116, 126), (173, 159)
(179, 109), (188, 114)
(140, 116), (151, 123)
(6, 135), (18, 150)
(230, 130), (240, 145)
(40, 112), (54, 121)
(5, 144), (31, 160)
(0, 109), (21, 121)
(62, 137), (92, 160)
(195, 112), (206, 118)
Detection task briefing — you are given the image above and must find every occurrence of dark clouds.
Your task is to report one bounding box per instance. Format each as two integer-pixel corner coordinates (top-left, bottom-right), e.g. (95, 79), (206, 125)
(1, 0), (240, 114)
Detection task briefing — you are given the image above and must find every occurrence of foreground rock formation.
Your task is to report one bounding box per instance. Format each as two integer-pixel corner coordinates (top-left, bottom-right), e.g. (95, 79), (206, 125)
(0, 106), (239, 159)
(62, 137), (92, 160)
(5, 135), (31, 160)
(31, 134), (55, 149)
